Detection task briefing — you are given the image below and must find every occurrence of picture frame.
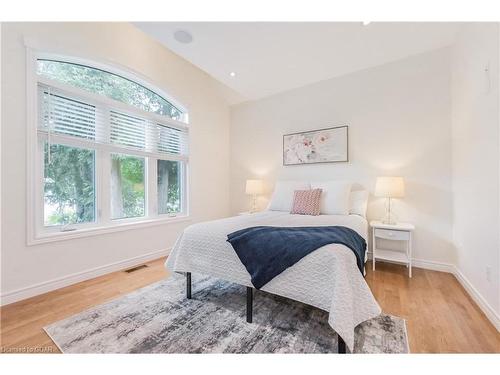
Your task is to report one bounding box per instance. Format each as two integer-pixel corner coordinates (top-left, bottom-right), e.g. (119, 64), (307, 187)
(283, 125), (348, 165)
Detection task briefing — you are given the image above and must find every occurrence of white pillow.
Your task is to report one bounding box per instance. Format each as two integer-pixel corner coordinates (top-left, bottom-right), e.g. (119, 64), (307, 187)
(349, 190), (369, 217)
(310, 181), (352, 215)
(268, 181), (310, 211)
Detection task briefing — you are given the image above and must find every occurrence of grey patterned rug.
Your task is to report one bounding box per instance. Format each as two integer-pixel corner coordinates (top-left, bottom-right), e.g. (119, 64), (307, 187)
(44, 273), (409, 353)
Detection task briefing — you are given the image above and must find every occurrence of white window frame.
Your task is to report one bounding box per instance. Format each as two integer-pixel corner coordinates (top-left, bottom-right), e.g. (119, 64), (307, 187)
(26, 48), (191, 245)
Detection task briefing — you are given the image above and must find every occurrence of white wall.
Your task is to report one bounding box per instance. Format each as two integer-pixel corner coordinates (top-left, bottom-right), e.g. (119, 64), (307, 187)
(230, 48), (454, 265)
(451, 23), (500, 320)
(0, 23), (232, 303)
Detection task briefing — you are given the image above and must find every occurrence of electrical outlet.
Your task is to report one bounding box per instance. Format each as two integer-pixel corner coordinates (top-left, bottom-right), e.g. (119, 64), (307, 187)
(486, 266), (492, 283)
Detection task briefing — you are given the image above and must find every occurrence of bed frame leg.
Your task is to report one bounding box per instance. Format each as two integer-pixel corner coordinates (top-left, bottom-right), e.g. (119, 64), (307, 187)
(186, 272), (192, 299)
(246, 287), (253, 323)
(338, 336), (346, 354)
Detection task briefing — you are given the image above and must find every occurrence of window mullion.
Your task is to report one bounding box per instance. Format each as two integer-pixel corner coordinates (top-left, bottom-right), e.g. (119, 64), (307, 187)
(98, 106), (112, 225)
(148, 157), (158, 219)
(99, 148), (112, 225)
(145, 119), (156, 154)
(145, 120), (157, 220)
(96, 103), (110, 145)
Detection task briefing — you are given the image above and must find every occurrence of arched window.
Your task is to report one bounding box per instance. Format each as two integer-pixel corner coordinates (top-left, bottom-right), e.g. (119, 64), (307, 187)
(32, 57), (189, 238)
(37, 60), (186, 121)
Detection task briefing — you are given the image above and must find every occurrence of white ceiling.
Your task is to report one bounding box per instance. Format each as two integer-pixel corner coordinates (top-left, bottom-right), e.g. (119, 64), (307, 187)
(134, 22), (461, 104)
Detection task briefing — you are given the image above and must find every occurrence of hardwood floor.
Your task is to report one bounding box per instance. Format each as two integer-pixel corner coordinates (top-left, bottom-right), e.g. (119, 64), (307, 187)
(0, 258), (168, 354)
(1, 258), (498, 353)
(365, 262), (499, 353)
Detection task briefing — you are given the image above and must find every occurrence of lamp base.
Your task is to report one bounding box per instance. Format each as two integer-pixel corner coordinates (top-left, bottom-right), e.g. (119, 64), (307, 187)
(250, 194), (258, 213)
(382, 197), (398, 225)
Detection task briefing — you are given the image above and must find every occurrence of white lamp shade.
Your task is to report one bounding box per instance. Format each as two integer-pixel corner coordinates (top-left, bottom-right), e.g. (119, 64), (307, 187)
(375, 177), (405, 198)
(245, 179), (264, 195)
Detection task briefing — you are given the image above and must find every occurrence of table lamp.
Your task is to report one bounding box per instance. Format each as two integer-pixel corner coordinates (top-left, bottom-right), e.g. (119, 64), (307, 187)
(245, 179), (264, 213)
(375, 177), (405, 225)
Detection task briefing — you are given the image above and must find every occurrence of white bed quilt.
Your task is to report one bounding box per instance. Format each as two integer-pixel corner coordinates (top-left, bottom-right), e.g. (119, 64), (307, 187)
(165, 211), (381, 351)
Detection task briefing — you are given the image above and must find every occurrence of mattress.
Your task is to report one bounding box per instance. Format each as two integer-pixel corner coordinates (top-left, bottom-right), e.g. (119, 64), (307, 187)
(165, 211), (381, 351)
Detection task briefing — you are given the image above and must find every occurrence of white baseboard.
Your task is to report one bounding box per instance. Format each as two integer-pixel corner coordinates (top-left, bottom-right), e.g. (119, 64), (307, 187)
(0, 248), (170, 306)
(453, 266), (500, 332)
(367, 252), (455, 273)
(411, 258), (455, 273)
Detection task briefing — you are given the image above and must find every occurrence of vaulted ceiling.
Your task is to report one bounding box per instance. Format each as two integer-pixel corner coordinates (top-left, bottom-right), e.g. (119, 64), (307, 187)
(134, 22), (461, 104)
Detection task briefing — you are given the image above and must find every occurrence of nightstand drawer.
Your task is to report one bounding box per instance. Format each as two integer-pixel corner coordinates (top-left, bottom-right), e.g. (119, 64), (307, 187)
(375, 228), (410, 241)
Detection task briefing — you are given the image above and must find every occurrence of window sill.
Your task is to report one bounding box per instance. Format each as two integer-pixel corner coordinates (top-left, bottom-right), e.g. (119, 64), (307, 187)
(28, 215), (191, 246)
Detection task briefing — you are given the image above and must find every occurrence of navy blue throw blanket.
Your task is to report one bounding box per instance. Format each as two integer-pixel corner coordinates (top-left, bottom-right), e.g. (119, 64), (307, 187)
(227, 226), (366, 289)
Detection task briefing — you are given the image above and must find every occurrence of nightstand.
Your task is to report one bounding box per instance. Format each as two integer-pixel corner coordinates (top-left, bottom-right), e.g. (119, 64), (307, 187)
(370, 221), (415, 277)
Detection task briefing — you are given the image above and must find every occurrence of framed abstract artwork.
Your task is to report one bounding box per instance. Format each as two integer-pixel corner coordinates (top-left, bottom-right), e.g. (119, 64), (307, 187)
(283, 125), (348, 165)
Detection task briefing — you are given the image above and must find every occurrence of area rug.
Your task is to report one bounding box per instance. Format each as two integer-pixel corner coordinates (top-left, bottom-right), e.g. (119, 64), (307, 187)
(44, 273), (409, 353)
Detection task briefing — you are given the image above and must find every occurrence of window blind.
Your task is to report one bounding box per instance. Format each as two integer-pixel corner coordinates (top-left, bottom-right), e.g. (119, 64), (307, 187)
(38, 86), (100, 141)
(157, 124), (188, 155)
(38, 83), (188, 159)
(110, 110), (146, 150)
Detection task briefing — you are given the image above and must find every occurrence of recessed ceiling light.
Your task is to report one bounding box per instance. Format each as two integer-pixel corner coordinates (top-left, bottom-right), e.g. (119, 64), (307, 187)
(362, 21), (371, 26)
(230, 72), (236, 77)
(173, 30), (193, 44)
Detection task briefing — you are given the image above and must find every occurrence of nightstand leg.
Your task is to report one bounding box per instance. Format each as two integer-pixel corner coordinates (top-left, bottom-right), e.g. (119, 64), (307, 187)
(372, 228), (376, 271)
(408, 233), (412, 278)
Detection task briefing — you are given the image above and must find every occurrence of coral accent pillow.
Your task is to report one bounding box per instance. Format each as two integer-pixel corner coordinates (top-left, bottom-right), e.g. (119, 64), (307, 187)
(290, 189), (322, 216)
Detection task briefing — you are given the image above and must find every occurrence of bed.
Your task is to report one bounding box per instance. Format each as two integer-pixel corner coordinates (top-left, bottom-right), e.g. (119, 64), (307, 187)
(165, 210), (381, 353)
